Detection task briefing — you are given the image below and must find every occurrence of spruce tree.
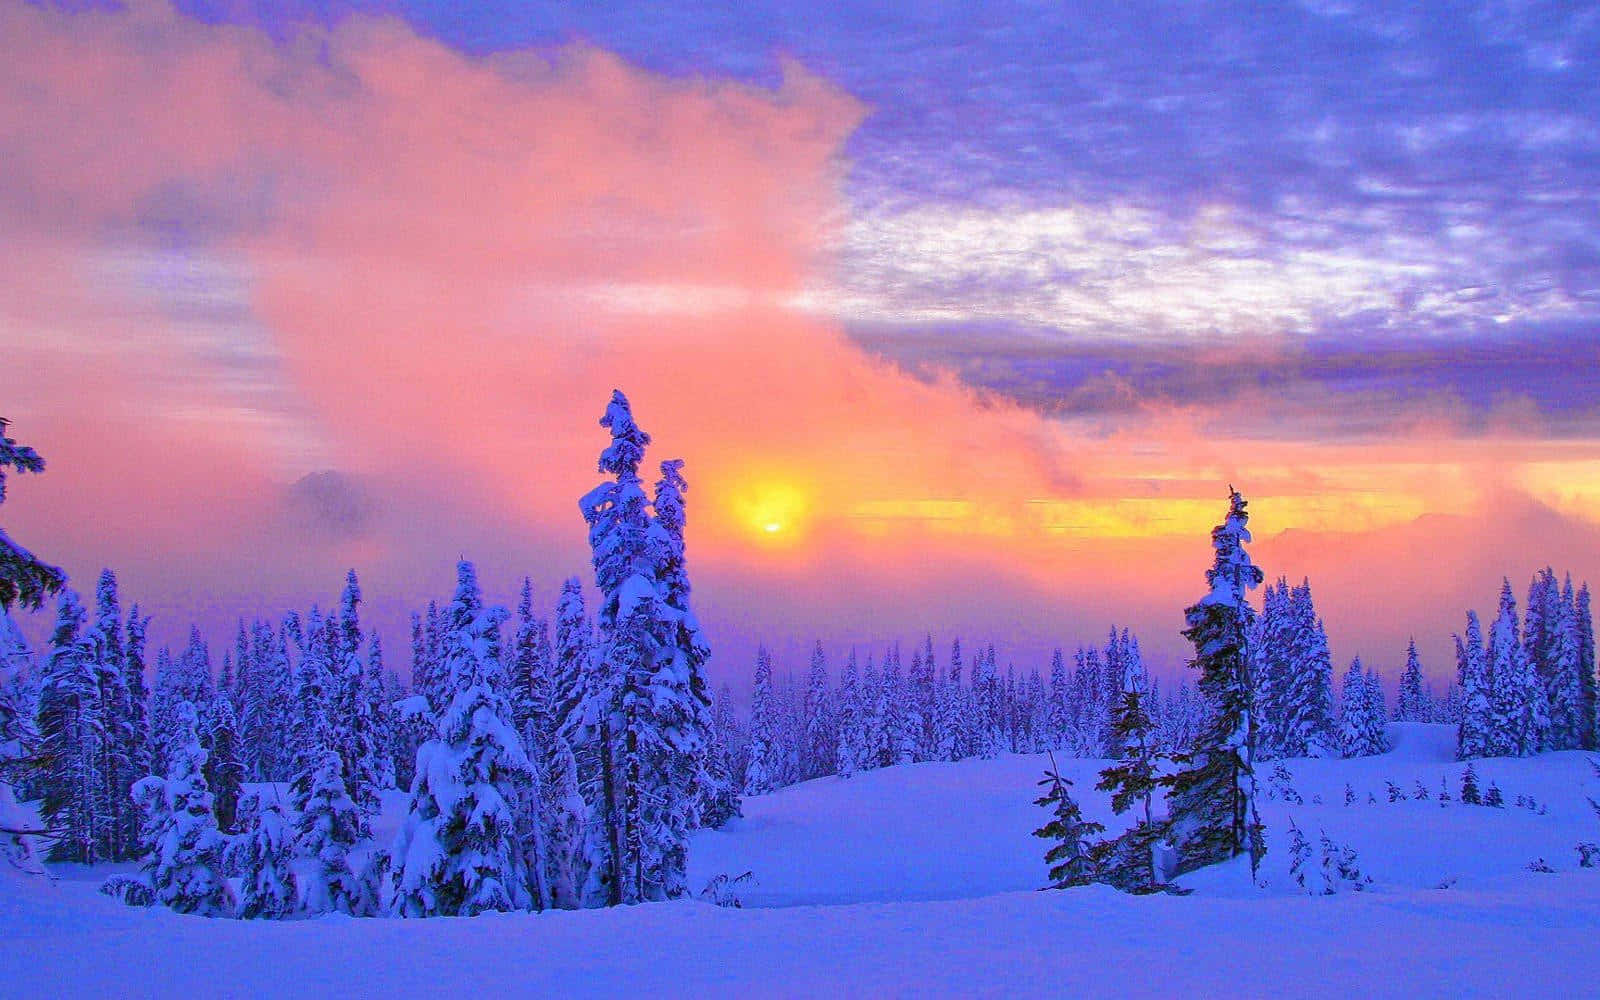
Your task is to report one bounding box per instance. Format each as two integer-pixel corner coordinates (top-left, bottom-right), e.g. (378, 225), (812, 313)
(204, 698), (244, 834)
(1577, 583), (1595, 750)
(743, 646), (780, 794)
(801, 641), (833, 780)
(834, 648), (862, 778)
(1162, 488), (1266, 880)
(131, 702), (233, 916)
(0, 418), (66, 613)
(292, 747), (363, 915)
(1034, 757), (1104, 888)
(88, 570), (135, 860)
(1095, 638), (1167, 890)
(230, 790), (297, 919)
(1456, 612), (1492, 759)
(391, 560), (535, 916)
(1396, 639), (1427, 723)
(36, 589), (102, 862)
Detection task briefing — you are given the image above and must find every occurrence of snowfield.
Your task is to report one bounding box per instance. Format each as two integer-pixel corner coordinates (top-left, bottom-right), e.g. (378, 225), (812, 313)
(7, 724), (1600, 998)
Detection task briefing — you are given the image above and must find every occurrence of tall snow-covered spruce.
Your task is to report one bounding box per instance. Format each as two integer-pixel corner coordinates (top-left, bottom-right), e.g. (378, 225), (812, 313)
(573, 391), (714, 905)
(1163, 488), (1266, 881)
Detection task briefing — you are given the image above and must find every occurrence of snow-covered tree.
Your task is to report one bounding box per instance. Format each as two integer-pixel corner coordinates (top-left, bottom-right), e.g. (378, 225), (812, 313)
(1578, 583), (1595, 750)
(1339, 658), (1388, 757)
(1163, 488), (1266, 880)
(292, 746), (363, 916)
(391, 560), (534, 917)
(1395, 639), (1428, 723)
(1456, 611), (1492, 760)
(0, 418), (66, 613)
(801, 641), (834, 780)
(230, 789), (297, 919)
(35, 589), (102, 862)
(1489, 579), (1546, 756)
(743, 646), (780, 795)
(132, 702), (234, 916)
(834, 648), (864, 777)
(204, 698), (244, 834)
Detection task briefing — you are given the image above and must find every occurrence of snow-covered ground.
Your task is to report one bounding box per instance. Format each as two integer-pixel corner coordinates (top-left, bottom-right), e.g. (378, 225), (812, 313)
(7, 724), (1600, 997)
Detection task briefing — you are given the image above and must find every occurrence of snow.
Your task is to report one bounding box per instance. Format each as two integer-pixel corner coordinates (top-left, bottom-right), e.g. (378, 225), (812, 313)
(5, 724), (1600, 995)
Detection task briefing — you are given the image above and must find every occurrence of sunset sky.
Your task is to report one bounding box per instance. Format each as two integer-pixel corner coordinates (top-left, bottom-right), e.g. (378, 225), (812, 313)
(4, 1), (1598, 692)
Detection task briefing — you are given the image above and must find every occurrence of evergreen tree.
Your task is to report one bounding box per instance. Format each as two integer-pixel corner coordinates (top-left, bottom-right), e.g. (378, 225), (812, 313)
(0, 418), (66, 613)
(334, 571), (384, 832)
(87, 570), (136, 860)
(1047, 647), (1070, 751)
(743, 646), (780, 795)
(292, 747), (363, 915)
(1095, 636), (1167, 890)
(1489, 579), (1547, 756)
(1395, 639), (1427, 722)
(1034, 758), (1104, 889)
(1339, 658), (1386, 757)
(834, 648), (863, 778)
(1578, 583), (1595, 750)
(204, 697), (244, 834)
(1456, 612), (1492, 759)
(699, 684), (743, 828)
(391, 560), (535, 916)
(801, 641), (834, 780)
(121, 604), (151, 850)
(131, 702), (233, 916)
(230, 790), (297, 919)
(36, 589), (102, 862)
(1545, 576), (1585, 751)
(1163, 488), (1266, 880)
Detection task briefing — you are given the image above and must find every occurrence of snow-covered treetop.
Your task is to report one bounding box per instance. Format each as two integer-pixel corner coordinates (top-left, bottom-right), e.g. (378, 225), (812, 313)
(598, 390), (651, 481)
(1196, 487), (1264, 610)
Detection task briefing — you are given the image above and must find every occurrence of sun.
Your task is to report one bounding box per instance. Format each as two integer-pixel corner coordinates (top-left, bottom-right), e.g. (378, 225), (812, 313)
(732, 480), (809, 545)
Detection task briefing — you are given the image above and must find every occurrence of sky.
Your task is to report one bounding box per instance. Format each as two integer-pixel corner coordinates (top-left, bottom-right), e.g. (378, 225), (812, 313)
(3, 0), (1599, 694)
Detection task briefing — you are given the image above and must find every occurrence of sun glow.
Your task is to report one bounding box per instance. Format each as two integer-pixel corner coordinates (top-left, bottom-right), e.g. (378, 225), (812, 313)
(732, 480), (810, 545)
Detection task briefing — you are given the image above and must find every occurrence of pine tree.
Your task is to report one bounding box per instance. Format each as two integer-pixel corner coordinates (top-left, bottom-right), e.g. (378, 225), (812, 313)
(292, 747), (363, 915)
(1457, 612), (1492, 759)
(204, 698), (244, 834)
(1339, 658), (1382, 757)
(1034, 757), (1104, 888)
(121, 604), (151, 851)
(1163, 488), (1266, 880)
(334, 571), (384, 832)
(743, 646), (780, 795)
(1396, 639), (1428, 723)
(36, 589), (102, 862)
(1095, 637), (1167, 890)
(801, 641), (833, 780)
(1047, 647), (1070, 751)
(131, 702), (233, 916)
(390, 560), (534, 916)
(701, 684), (743, 827)
(834, 648), (863, 777)
(230, 790), (297, 919)
(0, 418), (67, 613)
(1577, 583), (1596, 750)
(87, 569), (136, 860)
(650, 456), (717, 856)
(1489, 579), (1547, 756)
(1545, 576), (1585, 751)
